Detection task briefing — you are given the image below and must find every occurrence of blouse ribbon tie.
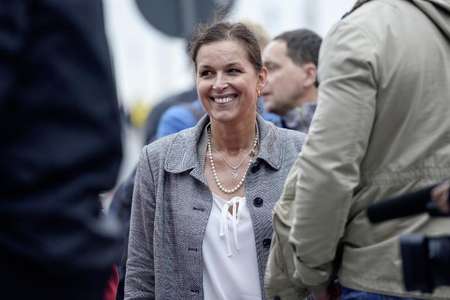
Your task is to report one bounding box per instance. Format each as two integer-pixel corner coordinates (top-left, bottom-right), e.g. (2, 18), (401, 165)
(219, 196), (242, 257)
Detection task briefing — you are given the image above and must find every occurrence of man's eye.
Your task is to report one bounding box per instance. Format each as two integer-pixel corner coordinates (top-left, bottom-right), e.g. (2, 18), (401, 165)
(228, 68), (241, 74)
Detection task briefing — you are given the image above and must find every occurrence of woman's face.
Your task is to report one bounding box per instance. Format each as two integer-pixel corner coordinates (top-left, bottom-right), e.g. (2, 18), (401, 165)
(196, 40), (266, 125)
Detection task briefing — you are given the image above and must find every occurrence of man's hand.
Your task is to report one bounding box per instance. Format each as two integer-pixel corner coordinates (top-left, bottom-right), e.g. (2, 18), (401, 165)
(310, 282), (341, 300)
(311, 290), (332, 300)
(431, 180), (450, 214)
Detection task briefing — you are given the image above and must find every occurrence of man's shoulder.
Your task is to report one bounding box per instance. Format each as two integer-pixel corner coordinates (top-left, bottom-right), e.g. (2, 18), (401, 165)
(163, 103), (195, 120)
(157, 103), (199, 136)
(336, 0), (411, 36)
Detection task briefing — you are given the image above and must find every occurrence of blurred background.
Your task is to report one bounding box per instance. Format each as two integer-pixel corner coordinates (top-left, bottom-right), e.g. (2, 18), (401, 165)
(103, 0), (355, 183)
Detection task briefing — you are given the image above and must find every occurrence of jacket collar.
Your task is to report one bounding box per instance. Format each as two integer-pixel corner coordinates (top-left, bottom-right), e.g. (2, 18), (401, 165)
(164, 114), (283, 182)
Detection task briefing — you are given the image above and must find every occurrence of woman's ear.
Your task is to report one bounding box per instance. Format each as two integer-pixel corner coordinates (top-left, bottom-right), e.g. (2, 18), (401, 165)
(257, 66), (268, 94)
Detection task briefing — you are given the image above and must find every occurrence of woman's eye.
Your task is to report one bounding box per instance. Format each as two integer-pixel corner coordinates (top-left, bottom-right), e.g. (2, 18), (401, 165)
(199, 70), (212, 77)
(228, 68), (241, 74)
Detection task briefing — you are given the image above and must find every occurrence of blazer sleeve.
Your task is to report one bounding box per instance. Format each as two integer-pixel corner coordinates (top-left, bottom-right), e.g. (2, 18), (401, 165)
(289, 21), (378, 290)
(125, 148), (156, 300)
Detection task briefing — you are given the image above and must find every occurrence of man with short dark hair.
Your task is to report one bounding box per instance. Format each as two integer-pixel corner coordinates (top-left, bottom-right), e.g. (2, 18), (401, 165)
(262, 29), (322, 133)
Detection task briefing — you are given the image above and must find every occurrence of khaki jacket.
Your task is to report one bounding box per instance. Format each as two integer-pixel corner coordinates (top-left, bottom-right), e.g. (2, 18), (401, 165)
(265, 0), (450, 299)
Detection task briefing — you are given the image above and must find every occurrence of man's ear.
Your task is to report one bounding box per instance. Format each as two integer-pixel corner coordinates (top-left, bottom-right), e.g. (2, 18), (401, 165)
(303, 63), (317, 87)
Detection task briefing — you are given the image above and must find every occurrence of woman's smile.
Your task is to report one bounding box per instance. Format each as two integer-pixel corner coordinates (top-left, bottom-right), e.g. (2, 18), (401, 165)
(210, 94), (238, 104)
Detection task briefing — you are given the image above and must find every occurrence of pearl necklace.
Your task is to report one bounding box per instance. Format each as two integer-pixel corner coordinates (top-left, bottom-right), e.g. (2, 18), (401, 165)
(207, 124), (258, 194)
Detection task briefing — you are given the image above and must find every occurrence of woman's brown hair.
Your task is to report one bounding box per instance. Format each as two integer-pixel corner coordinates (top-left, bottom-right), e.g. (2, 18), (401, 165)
(189, 22), (263, 72)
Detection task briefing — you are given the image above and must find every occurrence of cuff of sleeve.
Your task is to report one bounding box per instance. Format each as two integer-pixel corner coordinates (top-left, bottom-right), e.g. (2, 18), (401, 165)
(308, 282), (331, 294)
(291, 252), (333, 292)
(266, 287), (309, 300)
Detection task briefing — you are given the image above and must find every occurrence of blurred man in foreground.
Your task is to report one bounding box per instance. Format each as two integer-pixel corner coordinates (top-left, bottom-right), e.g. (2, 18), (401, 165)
(0, 1), (123, 299)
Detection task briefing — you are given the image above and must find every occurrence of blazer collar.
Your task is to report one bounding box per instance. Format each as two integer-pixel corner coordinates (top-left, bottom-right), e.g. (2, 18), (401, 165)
(164, 114), (283, 180)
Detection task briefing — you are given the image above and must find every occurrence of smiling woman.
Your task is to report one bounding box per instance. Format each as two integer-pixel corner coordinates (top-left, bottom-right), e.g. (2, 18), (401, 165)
(124, 21), (305, 300)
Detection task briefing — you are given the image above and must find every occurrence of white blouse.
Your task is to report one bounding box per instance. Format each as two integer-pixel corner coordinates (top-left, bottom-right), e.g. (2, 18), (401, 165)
(202, 194), (262, 300)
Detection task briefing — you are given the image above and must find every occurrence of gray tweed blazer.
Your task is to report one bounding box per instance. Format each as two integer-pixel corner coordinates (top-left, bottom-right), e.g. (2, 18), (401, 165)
(125, 115), (304, 300)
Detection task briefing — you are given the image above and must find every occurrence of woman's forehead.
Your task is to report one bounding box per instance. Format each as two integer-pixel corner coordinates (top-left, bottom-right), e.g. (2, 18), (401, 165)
(196, 40), (250, 68)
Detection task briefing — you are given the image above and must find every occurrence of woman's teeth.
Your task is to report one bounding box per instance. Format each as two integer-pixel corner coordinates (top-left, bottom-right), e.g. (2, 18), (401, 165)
(214, 96), (233, 104)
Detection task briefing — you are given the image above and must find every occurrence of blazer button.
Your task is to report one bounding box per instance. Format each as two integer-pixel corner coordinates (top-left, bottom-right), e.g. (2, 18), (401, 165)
(250, 163), (260, 173)
(192, 206), (205, 212)
(253, 197), (263, 207)
(263, 238), (271, 249)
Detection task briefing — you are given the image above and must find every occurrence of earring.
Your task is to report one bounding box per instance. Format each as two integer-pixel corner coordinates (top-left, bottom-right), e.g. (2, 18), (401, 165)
(256, 88), (261, 97)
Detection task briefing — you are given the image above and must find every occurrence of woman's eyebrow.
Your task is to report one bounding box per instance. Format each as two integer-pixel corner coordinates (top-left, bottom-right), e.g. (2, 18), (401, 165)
(225, 62), (242, 68)
(197, 64), (213, 72)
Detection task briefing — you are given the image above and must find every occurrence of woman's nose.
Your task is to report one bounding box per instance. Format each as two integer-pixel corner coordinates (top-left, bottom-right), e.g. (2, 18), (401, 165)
(212, 75), (229, 92)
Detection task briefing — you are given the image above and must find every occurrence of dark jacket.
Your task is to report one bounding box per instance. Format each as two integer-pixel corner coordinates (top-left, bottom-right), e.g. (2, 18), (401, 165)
(0, 1), (122, 298)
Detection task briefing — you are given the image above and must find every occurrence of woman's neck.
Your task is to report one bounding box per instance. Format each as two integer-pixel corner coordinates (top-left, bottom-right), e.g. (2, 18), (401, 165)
(209, 119), (257, 155)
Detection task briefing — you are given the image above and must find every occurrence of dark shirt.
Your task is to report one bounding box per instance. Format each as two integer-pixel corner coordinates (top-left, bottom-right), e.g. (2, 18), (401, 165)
(280, 102), (317, 133)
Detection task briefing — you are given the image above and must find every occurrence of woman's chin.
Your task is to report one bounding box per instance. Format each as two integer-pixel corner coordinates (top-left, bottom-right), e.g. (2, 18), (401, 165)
(209, 111), (239, 124)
